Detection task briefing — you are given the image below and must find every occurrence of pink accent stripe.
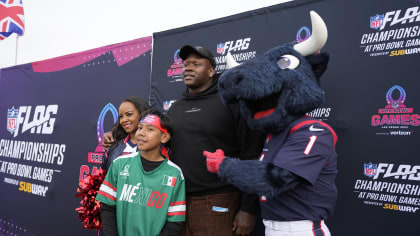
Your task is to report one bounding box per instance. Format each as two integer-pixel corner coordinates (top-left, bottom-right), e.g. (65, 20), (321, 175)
(31, 36), (152, 72)
(123, 135), (130, 144)
(289, 120), (337, 147)
(97, 190), (116, 202)
(167, 211), (186, 216)
(312, 222), (316, 236)
(311, 221), (325, 236)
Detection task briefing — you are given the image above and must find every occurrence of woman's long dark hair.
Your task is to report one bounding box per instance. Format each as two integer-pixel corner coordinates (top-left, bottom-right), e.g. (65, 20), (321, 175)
(109, 96), (149, 152)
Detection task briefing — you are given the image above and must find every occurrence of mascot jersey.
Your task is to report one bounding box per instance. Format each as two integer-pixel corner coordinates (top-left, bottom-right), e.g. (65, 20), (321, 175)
(259, 116), (337, 221)
(96, 152), (186, 235)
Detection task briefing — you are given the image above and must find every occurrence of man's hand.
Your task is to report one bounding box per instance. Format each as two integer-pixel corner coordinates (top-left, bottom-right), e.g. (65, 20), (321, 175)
(102, 131), (114, 151)
(203, 149), (226, 173)
(232, 211), (256, 236)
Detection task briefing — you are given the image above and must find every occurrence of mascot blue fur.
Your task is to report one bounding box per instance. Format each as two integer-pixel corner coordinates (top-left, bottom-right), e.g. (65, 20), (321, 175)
(204, 11), (338, 235)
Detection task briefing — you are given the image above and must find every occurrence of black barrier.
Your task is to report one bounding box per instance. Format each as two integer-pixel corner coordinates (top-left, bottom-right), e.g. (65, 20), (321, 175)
(0, 37), (152, 235)
(150, 0), (420, 235)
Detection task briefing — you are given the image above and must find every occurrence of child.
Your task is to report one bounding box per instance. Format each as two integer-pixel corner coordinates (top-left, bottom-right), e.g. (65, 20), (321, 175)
(96, 109), (186, 236)
(101, 96), (149, 170)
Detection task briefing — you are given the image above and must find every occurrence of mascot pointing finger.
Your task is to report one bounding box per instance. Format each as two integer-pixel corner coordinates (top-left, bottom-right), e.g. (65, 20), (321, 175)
(204, 11), (338, 236)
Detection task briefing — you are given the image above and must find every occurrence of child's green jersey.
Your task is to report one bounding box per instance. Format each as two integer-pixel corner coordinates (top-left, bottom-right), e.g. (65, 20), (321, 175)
(96, 152), (185, 236)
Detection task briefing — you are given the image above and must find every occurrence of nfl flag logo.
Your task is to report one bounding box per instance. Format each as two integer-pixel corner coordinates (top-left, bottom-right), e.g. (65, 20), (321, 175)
(163, 100), (176, 111)
(370, 14), (384, 30)
(163, 175), (177, 187)
(217, 43), (225, 54)
(364, 162), (377, 178)
(163, 101), (171, 111)
(7, 106), (18, 135)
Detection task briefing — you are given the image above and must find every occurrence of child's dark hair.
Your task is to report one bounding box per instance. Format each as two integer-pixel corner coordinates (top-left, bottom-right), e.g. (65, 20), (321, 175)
(139, 109), (173, 148)
(111, 96), (149, 143)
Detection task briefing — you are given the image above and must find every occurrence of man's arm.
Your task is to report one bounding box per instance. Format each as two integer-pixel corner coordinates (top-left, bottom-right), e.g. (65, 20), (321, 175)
(232, 210), (256, 236)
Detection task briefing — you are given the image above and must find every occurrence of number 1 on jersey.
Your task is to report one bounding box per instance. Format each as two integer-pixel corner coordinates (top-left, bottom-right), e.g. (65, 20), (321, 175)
(304, 135), (317, 155)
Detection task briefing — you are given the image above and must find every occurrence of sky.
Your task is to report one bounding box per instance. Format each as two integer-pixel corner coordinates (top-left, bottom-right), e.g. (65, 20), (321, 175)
(0, 0), (291, 68)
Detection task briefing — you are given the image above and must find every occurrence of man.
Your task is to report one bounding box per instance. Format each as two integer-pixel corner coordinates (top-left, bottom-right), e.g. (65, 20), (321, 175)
(167, 45), (265, 236)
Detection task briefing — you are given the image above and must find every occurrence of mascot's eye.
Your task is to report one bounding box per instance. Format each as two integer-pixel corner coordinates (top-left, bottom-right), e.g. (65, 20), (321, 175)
(276, 55), (300, 69)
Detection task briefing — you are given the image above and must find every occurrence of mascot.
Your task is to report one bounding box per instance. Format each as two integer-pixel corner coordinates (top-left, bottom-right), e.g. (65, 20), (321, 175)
(203, 11), (338, 236)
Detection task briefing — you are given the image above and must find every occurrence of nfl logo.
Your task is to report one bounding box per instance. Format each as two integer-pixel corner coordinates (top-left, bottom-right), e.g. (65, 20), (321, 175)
(217, 43), (225, 54)
(7, 107), (18, 135)
(364, 162), (377, 178)
(163, 101), (171, 111)
(370, 14), (384, 29)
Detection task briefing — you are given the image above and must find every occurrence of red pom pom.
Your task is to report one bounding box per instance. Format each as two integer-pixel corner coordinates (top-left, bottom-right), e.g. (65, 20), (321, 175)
(75, 168), (107, 230)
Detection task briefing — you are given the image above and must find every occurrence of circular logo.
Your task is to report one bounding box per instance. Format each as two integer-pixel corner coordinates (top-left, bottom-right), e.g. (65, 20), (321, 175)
(173, 49), (182, 64)
(97, 103), (118, 144)
(386, 85), (406, 108)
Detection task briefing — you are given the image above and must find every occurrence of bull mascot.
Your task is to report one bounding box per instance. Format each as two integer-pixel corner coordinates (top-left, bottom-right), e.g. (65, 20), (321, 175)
(204, 11), (338, 236)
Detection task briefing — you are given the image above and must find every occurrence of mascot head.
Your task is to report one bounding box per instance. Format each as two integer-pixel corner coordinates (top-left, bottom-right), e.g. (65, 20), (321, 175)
(219, 11), (330, 134)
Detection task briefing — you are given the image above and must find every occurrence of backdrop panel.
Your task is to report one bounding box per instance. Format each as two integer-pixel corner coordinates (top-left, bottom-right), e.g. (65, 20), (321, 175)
(150, 0), (420, 235)
(0, 36), (152, 236)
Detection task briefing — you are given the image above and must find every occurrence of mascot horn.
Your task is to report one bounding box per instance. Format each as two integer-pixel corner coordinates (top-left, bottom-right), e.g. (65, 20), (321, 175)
(204, 11), (338, 236)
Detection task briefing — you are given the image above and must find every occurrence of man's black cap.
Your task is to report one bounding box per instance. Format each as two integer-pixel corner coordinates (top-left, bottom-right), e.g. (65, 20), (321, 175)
(179, 45), (216, 68)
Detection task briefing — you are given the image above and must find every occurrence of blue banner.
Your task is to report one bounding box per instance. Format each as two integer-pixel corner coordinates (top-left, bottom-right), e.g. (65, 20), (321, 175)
(0, 36), (152, 235)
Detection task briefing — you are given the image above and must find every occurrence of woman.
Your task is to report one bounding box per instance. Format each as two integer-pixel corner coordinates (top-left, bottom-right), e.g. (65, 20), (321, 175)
(101, 96), (149, 170)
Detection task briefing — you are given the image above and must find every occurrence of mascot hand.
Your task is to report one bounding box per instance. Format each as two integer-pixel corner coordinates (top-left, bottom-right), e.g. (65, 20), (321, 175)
(203, 149), (226, 173)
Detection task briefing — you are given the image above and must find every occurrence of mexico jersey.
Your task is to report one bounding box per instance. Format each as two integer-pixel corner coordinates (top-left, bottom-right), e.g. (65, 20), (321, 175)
(259, 117), (338, 221)
(96, 152), (186, 236)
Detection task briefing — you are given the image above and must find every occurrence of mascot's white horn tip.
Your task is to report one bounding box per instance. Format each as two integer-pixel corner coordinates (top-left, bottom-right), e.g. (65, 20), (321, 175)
(293, 10), (328, 56)
(226, 52), (240, 69)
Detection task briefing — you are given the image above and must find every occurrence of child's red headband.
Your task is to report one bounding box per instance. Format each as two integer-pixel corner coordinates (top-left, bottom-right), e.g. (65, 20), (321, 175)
(140, 114), (168, 134)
